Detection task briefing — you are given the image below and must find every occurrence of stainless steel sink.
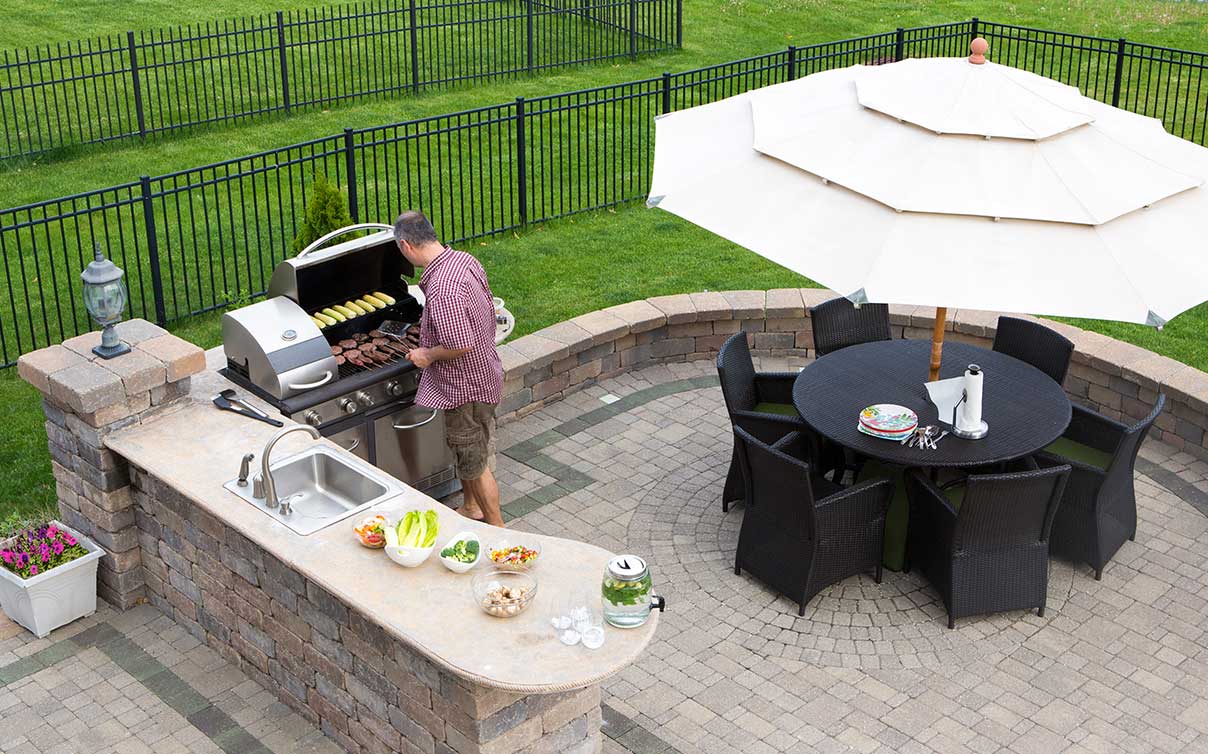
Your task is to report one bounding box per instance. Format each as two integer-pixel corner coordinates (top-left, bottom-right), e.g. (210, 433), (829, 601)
(224, 446), (402, 535)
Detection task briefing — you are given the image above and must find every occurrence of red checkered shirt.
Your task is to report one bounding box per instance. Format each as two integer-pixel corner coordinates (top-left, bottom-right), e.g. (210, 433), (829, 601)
(414, 247), (503, 410)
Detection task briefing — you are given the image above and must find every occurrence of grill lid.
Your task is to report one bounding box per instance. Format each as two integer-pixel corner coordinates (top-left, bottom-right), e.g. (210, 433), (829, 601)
(268, 223), (416, 310)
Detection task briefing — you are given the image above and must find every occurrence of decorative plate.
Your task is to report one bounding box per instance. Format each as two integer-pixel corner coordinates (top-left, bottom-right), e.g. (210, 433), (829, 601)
(857, 423), (914, 441)
(859, 404), (918, 434)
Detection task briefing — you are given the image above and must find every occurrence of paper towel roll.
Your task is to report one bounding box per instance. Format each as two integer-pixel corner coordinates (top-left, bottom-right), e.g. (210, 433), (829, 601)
(960, 365), (983, 430)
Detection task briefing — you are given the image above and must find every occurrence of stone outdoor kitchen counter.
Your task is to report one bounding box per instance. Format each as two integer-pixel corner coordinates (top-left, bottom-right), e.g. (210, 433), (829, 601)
(103, 355), (658, 695)
(18, 328), (655, 754)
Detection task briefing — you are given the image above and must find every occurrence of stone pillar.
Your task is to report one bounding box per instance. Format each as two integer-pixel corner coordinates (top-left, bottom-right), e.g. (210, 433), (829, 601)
(17, 320), (205, 609)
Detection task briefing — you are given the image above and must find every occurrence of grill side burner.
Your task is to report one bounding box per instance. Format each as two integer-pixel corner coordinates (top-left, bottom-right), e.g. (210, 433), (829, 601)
(220, 224), (458, 501)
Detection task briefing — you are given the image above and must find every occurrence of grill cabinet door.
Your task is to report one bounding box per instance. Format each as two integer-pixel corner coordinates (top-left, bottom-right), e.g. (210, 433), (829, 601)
(373, 405), (456, 493)
(325, 422), (370, 463)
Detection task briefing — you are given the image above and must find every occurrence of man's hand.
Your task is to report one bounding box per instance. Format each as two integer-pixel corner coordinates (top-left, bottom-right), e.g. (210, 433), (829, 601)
(408, 347), (434, 368)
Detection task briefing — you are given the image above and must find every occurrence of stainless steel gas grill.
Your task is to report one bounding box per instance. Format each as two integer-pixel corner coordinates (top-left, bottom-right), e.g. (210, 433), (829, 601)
(221, 223), (458, 500)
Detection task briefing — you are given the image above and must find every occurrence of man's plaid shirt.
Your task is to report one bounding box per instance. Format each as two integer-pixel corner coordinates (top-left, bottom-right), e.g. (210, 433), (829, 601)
(414, 247), (503, 409)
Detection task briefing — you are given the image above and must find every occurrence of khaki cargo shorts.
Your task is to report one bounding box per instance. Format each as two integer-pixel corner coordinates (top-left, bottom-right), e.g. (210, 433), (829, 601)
(444, 402), (497, 480)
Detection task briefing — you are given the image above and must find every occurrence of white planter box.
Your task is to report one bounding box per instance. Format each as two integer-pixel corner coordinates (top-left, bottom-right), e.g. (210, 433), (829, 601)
(0, 521), (105, 638)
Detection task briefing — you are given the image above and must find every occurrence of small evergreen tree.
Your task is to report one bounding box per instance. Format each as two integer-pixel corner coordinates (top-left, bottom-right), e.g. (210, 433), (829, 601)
(292, 174), (354, 253)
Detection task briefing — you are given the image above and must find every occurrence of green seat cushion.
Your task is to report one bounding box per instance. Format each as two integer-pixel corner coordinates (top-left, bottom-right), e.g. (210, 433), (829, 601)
(754, 401), (798, 417)
(856, 460), (907, 572)
(1044, 436), (1112, 471)
(942, 484), (965, 510)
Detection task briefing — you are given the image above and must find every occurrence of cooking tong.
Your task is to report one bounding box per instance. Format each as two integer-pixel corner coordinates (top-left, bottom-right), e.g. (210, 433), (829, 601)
(212, 388), (283, 427)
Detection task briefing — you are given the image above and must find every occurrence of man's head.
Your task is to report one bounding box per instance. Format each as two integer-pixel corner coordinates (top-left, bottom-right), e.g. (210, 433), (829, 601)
(393, 211), (442, 265)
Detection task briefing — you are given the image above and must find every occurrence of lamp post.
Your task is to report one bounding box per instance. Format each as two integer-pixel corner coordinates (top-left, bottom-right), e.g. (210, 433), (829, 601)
(80, 244), (131, 359)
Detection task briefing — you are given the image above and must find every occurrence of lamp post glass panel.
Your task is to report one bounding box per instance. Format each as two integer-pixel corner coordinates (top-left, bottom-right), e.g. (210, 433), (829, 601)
(80, 245), (131, 359)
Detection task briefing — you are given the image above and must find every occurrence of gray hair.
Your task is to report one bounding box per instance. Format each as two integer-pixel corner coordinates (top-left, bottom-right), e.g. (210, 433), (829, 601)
(393, 211), (439, 247)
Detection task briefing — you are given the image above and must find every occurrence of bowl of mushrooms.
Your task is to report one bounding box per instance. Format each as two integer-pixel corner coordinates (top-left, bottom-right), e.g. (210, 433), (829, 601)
(472, 569), (537, 618)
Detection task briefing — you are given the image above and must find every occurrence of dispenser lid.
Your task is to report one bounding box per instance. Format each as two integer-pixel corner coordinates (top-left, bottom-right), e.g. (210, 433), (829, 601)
(607, 555), (648, 582)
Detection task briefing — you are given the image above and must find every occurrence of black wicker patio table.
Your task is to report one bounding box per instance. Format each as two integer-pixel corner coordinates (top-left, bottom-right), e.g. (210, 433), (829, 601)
(792, 339), (1072, 570)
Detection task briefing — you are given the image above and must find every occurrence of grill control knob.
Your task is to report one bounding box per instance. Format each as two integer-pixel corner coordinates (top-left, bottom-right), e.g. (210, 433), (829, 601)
(385, 380), (406, 397)
(303, 410), (323, 427)
(355, 391), (374, 408)
(338, 398), (357, 415)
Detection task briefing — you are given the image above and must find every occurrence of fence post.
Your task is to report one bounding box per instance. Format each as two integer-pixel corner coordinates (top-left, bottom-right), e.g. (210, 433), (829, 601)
(628, 0), (637, 61)
(894, 27), (905, 62)
(971, 17), (979, 40)
(139, 176), (168, 327)
(525, 0), (534, 73)
(344, 128), (359, 223)
(675, 0), (682, 48)
(515, 97), (527, 227)
(661, 72), (671, 115)
(276, 11), (292, 114)
(126, 32), (148, 139)
(1111, 37), (1127, 108)
(408, 0), (421, 93)
(786, 45), (797, 81)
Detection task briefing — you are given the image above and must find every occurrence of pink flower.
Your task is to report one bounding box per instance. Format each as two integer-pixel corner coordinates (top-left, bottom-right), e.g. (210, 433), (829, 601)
(29, 566), (38, 576)
(65, 536), (77, 546)
(1, 551), (11, 564)
(46, 526), (58, 538)
(53, 542), (64, 555)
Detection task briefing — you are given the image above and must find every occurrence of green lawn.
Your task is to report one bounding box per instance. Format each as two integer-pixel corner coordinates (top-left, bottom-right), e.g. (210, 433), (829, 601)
(0, 0), (322, 49)
(3, 0), (1208, 524)
(4, 0), (1208, 206)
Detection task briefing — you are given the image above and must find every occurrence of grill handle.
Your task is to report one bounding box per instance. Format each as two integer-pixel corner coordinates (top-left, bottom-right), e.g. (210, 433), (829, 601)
(288, 371), (333, 390)
(393, 408), (439, 430)
(297, 223), (395, 258)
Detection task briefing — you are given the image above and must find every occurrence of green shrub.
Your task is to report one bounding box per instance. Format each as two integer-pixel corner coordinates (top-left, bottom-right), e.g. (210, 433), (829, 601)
(291, 174), (354, 254)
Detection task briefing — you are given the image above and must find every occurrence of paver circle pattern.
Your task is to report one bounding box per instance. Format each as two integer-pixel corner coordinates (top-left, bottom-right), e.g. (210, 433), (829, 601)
(621, 393), (1078, 670)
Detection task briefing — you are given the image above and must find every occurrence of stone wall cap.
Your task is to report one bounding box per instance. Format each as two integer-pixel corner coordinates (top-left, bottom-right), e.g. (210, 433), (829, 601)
(800, 288), (836, 309)
(765, 289), (805, 318)
(506, 333), (572, 370)
(1161, 365), (1208, 414)
(568, 309), (629, 345)
(17, 345), (88, 394)
(646, 294), (697, 325)
(688, 291), (733, 320)
(602, 300), (666, 333)
(718, 290), (765, 320)
(531, 320), (595, 353)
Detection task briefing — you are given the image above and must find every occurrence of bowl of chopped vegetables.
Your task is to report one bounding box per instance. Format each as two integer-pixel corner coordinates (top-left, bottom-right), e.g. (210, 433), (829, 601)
(384, 508), (440, 568)
(438, 532), (481, 573)
(487, 542), (540, 571)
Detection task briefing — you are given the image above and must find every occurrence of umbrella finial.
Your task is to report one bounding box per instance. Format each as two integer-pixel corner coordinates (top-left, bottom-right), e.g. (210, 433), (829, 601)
(969, 37), (989, 65)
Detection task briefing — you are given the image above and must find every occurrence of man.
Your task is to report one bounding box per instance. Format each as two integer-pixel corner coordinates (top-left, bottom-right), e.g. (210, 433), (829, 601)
(394, 211), (505, 527)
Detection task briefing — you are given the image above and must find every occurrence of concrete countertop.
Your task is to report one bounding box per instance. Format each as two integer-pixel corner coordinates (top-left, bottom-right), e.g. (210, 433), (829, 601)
(103, 348), (658, 693)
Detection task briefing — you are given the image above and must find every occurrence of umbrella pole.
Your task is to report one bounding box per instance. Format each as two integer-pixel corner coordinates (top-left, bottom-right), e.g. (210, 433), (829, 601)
(929, 307), (948, 382)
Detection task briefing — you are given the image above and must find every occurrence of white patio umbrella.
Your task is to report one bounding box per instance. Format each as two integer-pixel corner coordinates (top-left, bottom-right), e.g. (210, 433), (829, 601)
(647, 40), (1208, 380)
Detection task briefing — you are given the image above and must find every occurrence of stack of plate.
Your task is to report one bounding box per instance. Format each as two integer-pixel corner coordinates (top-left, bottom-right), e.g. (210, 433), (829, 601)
(857, 404), (918, 440)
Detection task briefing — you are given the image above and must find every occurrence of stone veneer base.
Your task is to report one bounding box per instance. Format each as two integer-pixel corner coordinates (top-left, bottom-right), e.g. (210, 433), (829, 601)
(129, 467), (601, 754)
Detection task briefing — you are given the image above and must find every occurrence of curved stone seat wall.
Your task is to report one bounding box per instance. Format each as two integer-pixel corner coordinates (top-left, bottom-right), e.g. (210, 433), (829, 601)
(496, 289), (1208, 460)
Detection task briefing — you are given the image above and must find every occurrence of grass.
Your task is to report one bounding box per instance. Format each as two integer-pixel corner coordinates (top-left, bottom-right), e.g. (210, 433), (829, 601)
(0, 0), (324, 50)
(2, 0), (1208, 522)
(5, 0), (1208, 206)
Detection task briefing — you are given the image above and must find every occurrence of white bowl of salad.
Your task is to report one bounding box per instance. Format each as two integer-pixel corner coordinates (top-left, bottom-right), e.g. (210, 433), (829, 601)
(438, 532), (481, 574)
(384, 508), (440, 568)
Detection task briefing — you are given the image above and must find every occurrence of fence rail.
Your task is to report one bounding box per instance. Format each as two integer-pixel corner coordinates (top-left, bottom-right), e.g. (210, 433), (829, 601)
(4, 19), (1208, 368)
(0, 0), (680, 160)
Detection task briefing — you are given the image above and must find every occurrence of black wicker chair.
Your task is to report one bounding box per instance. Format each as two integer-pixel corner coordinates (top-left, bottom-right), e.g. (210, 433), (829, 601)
(717, 332), (837, 511)
(732, 427), (894, 616)
(1035, 395), (1165, 580)
(810, 297), (892, 357)
(991, 316), (1074, 386)
(904, 463), (1069, 629)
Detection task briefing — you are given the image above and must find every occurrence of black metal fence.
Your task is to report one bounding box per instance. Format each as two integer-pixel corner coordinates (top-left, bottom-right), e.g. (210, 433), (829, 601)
(4, 19), (1208, 368)
(0, 0), (681, 160)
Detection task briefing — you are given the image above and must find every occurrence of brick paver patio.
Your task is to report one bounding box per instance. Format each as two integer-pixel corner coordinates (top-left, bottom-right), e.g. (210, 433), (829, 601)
(4, 359), (1208, 754)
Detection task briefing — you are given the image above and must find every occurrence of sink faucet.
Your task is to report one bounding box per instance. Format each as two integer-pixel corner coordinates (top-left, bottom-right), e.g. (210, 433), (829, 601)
(260, 425), (321, 512)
